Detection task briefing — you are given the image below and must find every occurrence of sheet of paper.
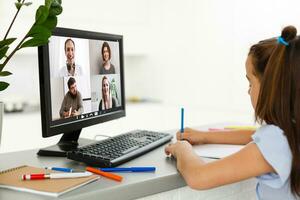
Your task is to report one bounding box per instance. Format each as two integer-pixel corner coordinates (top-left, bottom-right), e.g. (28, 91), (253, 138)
(193, 144), (244, 159)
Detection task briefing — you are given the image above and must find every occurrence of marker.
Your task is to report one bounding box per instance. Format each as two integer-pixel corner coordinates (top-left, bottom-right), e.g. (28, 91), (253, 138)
(22, 171), (92, 180)
(180, 108), (184, 133)
(208, 128), (226, 131)
(99, 167), (156, 172)
(224, 126), (257, 131)
(86, 167), (123, 182)
(45, 167), (85, 173)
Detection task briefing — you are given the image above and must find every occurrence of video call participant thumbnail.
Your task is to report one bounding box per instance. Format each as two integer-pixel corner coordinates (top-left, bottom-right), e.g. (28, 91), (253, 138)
(99, 76), (117, 111)
(60, 38), (84, 77)
(100, 42), (115, 74)
(59, 77), (83, 118)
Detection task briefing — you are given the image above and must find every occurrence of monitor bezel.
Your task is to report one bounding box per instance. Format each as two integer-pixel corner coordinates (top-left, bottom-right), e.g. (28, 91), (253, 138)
(38, 27), (126, 138)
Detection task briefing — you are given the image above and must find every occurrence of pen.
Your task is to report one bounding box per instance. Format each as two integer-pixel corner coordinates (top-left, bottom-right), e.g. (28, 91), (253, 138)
(22, 171), (92, 180)
(208, 128), (226, 131)
(99, 167), (156, 172)
(180, 107), (184, 134)
(45, 167), (85, 173)
(86, 167), (123, 182)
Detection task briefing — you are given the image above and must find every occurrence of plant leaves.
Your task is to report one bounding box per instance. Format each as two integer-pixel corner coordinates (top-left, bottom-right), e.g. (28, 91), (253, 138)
(20, 37), (49, 48)
(0, 38), (17, 48)
(0, 81), (9, 91)
(28, 25), (51, 39)
(0, 46), (9, 60)
(35, 5), (49, 25)
(0, 71), (12, 77)
(49, 2), (62, 16)
(41, 16), (57, 31)
(15, 2), (22, 9)
(45, 0), (52, 9)
(24, 2), (33, 6)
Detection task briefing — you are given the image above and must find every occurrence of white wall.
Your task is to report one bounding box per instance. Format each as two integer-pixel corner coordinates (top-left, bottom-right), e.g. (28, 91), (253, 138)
(1, 0), (300, 115)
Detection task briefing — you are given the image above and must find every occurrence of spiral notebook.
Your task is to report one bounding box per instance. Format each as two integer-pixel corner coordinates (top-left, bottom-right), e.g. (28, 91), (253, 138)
(0, 165), (100, 197)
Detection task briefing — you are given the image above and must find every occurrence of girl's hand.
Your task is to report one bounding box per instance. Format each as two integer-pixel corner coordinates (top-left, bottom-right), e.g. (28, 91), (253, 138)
(176, 127), (206, 145)
(165, 140), (193, 158)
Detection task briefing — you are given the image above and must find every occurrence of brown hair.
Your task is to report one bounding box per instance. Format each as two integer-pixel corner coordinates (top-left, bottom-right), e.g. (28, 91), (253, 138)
(249, 26), (300, 197)
(101, 42), (111, 60)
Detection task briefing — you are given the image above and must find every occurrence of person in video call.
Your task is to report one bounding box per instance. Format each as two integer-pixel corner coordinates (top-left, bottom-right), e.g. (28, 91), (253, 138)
(99, 76), (117, 111)
(100, 42), (116, 74)
(59, 38), (83, 77)
(59, 77), (83, 118)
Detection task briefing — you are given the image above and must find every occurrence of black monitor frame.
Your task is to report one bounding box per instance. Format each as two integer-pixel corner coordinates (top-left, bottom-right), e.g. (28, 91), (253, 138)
(37, 27), (125, 156)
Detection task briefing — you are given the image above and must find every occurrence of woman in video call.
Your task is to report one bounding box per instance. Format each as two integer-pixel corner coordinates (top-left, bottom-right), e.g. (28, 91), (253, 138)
(60, 38), (83, 77)
(99, 76), (117, 111)
(100, 42), (116, 74)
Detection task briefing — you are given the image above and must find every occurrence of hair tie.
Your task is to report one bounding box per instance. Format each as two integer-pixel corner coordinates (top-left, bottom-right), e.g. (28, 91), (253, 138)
(277, 36), (289, 46)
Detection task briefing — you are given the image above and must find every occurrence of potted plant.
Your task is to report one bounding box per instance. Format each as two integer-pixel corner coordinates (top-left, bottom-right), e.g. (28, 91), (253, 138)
(0, 0), (62, 144)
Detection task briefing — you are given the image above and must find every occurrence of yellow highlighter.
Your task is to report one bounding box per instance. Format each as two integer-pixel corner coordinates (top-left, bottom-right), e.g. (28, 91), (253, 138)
(224, 126), (257, 131)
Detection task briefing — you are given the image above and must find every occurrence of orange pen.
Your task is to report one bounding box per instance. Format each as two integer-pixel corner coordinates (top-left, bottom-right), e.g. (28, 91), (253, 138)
(86, 167), (123, 182)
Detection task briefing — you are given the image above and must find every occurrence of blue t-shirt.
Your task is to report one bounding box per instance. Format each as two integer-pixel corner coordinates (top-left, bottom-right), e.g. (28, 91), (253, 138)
(251, 124), (298, 200)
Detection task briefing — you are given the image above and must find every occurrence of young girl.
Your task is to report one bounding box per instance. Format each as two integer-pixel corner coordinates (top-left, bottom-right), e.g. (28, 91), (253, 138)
(165, 26), (300, 200)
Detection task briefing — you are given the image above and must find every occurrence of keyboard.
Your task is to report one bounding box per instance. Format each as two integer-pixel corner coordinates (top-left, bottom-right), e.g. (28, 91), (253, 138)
(67, 130), (173, 167)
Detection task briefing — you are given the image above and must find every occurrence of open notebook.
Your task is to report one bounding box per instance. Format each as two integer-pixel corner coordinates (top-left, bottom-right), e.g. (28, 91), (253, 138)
(0, 165), (100, 197)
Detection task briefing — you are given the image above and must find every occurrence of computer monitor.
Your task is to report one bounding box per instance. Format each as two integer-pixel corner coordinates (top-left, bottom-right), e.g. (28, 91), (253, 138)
(37, 27), (125, 156)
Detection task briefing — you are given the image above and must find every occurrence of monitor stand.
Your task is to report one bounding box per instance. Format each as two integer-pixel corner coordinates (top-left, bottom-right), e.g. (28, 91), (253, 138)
(37, 129), (94, 157)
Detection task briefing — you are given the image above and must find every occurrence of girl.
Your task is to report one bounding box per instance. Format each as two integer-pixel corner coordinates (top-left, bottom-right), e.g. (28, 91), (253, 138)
(165, 26), (300, 200)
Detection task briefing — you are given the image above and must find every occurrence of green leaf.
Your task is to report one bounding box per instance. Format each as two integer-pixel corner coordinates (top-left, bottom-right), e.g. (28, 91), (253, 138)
(20, 37), (49, 48)
(49, 2), (62, 16)
(0, 81), (9, 91)
(0, 46), (9, 60)
(0, 71), (12, 77)
(45, 0), (52, 9)
(0, 38), (17, 48)
(15, 2), (22, 9)
(41, 16), (57, 30)
(17, 0), (21, 2)
(24, 2), (33, 6)
(35, 5), (49, 25)
(28, 25), (51, 39)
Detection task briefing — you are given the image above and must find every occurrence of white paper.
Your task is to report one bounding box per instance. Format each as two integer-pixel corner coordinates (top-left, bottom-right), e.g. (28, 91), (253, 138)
(193, 144), (244, 159)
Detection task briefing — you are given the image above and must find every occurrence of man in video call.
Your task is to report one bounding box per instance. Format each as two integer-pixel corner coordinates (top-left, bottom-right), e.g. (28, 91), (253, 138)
(59, 77), (83, 118)
(59, 38), (83, 77)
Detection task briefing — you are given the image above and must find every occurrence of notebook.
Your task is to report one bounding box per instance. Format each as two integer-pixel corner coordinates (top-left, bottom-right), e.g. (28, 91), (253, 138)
(0, 165), (100, 197)
(193, 144), (244, 159)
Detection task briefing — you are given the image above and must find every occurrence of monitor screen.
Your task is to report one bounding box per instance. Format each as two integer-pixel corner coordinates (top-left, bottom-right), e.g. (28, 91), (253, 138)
(38, 27), (125, 138)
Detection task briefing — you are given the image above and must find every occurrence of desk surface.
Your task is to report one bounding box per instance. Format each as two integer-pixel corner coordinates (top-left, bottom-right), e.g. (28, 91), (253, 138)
(0, 132), (206, 200)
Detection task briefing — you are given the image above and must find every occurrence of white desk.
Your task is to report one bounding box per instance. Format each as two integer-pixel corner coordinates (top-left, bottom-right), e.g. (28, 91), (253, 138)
(0, 103), (257, 199)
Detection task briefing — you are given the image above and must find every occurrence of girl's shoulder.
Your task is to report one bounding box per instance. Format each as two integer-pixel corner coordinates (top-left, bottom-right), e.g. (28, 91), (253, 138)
(253, 124), (284, 138)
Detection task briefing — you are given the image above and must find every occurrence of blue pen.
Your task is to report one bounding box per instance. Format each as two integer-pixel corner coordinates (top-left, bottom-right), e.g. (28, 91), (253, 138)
(181, 107), (184, 133)
(99, 167), (156, 172)
(45, 167), (85, 173)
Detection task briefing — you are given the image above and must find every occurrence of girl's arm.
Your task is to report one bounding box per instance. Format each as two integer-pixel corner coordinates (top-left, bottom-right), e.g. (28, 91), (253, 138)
(165, 141), (274, 189)
(178, 128), (255, 145)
